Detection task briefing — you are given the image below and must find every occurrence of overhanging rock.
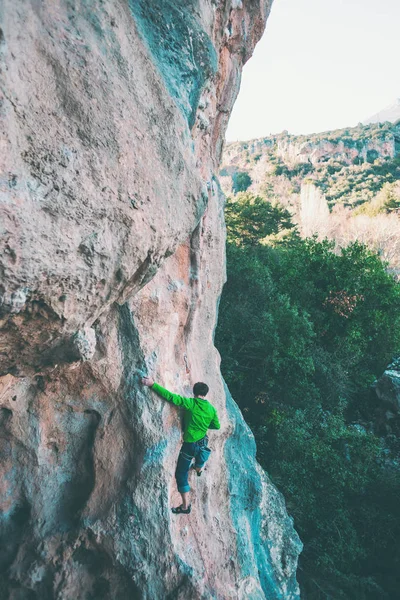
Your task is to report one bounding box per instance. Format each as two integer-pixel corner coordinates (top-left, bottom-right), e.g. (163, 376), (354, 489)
(0, 1), (301, 598)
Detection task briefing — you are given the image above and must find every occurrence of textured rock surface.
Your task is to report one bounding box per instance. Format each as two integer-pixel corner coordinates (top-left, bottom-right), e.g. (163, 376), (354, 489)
(223, 127), (399, 172)
(299, 183), (330, 237)
(375, 358), (400, 414)
(0, 1), (301, 598)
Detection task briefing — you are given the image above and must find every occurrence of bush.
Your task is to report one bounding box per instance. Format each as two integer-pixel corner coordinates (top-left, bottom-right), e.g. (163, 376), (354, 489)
(232, 171), (252, 193)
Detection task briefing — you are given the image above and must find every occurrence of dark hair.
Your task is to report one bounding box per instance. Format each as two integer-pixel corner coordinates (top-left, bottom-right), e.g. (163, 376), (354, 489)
(193, 382), (209, 397)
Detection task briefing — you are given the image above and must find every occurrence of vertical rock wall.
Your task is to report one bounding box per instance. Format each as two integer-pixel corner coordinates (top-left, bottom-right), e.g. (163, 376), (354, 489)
(0, 1), (302, 598)
(299, 182), (330, 237)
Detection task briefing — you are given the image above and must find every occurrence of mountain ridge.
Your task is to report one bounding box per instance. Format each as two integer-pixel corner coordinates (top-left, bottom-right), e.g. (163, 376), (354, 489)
(363, 98), (400, 125)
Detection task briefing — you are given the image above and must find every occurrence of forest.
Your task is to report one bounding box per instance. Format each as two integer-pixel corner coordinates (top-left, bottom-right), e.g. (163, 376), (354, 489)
(216, 192), (400, 599)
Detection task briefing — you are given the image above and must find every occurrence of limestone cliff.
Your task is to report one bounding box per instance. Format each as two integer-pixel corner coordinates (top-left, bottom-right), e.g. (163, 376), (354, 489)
(0, 1), (301, 599)
(220, 122), (400, 208)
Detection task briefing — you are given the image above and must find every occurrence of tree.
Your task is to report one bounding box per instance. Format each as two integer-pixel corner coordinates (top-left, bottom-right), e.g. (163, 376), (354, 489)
(225, 192), (294, 246)
(232, 171), (252, 193)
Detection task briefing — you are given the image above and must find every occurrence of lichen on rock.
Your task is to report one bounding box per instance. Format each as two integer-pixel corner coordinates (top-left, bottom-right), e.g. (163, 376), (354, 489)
(0, 1), (301, 598)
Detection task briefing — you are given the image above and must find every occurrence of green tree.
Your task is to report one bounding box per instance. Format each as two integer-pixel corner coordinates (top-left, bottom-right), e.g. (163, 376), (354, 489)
(232, 171), (252, 193)
(382, 182), (400, 213)
(225, 193), (294, 246)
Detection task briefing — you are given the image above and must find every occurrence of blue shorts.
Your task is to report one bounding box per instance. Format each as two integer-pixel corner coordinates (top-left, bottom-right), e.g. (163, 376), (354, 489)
(175, 436), (211, 493)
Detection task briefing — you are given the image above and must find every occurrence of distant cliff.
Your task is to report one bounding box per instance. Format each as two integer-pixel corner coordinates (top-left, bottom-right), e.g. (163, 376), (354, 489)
(0, 1), (301, 599)
(220, 122), (400, 275)
(221, 121), (400, 208)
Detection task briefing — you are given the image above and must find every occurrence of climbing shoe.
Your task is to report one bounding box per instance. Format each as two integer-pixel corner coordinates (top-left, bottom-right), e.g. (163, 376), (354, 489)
(171, 504), (191, 515)
(191, 465), (203, 477)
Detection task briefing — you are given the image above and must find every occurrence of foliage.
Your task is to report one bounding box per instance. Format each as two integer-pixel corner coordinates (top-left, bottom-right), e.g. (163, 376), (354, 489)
(221, 122), (400, 209)
(232, 171), (252, 193)
(272, 161), (314, 179)
(353, 181), (400, 217)
(256, 405), (400, 600)
(215, 194), (400, 598)
(382, 181), (400, 213)
(225, 193), (294, 246)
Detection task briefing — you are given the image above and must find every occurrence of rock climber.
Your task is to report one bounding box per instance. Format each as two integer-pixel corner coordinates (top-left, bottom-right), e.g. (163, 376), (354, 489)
(141, 377), (220, 514)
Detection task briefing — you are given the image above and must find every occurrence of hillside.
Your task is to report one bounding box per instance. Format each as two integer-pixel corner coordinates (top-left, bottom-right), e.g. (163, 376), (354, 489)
(221, 121), (400, 207)
(218, 118), (400, 599)
(364, 98), (400, 125)
(220, 122), (400, 274)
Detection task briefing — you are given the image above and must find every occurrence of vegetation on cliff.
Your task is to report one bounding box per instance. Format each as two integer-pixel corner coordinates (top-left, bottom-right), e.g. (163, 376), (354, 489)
(221, 122), (400, 277)
(221, 121), (400, 209)
(216, 193), (400, 599)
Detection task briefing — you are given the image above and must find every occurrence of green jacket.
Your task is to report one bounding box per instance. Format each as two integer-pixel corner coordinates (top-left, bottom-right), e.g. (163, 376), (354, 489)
(151, 382), (221, 442)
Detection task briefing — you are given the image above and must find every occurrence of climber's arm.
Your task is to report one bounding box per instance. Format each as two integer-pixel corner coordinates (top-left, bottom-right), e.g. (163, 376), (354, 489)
(142, 378), (195, 411)
(209, 409), (221, 430)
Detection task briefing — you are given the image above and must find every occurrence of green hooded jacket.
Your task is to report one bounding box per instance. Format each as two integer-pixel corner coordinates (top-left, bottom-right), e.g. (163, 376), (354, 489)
(151, 382), (220, 442)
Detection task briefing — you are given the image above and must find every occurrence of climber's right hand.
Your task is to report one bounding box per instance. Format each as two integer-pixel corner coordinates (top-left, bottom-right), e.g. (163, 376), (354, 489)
(142, 377), (154, 387)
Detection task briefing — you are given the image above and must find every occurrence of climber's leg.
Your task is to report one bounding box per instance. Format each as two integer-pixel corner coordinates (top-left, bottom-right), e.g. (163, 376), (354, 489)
(174, 443), (195, 511)
(193, 437), (211, 473)
(180, 491), (190, 510)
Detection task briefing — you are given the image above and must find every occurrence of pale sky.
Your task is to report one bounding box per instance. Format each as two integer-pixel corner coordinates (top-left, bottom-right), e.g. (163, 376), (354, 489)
(226, 0), (400, 141)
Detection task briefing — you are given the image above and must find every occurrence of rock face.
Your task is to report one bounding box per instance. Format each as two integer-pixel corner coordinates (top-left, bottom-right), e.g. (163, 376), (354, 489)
(299, 183), (330, 237)
(375, 358), (400, 414)
(0, 1), (301, 599)
(223, 124), (400, 173)
(275, 133), (398, 167)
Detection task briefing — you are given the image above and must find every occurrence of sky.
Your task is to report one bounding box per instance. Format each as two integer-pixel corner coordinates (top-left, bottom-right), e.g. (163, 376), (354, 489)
(226, 0), (400, 141)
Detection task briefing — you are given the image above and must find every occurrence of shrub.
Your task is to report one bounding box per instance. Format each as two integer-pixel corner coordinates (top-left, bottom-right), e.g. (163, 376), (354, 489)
(232, 171), (252, 193)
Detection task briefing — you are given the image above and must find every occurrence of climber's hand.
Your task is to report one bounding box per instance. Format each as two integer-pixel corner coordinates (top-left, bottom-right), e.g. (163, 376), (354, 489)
(142, 377), (154, 387)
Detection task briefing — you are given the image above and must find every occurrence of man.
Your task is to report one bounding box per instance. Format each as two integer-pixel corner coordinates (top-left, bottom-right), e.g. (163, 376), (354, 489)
(141, 377), (220, 514)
